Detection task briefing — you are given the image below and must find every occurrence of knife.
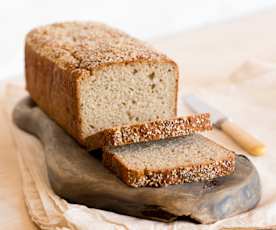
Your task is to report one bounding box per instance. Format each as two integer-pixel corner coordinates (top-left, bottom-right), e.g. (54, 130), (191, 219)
(186, 94), (266, 156)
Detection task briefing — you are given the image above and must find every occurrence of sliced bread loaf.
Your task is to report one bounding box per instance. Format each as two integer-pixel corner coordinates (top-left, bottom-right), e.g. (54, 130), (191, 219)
(103, 134), (236, 187)
(86, 113), (212, 150)
(25, 22), (179, 146)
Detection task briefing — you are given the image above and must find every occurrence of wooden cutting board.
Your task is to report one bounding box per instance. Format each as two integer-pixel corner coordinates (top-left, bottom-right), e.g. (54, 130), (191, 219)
(13, 97), (261, 224)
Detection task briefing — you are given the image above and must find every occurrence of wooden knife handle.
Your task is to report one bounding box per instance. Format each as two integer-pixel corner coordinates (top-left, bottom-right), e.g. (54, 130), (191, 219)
(220, 120), (266, 156)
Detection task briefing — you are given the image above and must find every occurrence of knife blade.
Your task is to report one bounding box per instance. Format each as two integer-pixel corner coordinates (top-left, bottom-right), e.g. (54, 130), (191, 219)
(185, 94), (266, 156)
(185, 94), (227, 128)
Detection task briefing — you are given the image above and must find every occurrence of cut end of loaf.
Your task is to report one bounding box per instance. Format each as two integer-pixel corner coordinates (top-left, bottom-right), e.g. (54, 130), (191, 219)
(79, 62), (178, 139)
(103, 134), (236, 188)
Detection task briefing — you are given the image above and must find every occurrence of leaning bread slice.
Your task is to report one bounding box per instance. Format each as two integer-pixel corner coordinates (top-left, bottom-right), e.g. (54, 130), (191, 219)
(103, 134), (236, 187)
(86, 113), (212, 150)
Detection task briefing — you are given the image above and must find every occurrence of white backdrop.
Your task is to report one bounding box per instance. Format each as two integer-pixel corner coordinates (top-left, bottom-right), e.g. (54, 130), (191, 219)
(1, 0), (276, 79)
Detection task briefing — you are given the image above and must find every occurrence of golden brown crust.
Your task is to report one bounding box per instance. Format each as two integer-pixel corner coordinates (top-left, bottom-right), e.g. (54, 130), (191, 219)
(86, 113), (212, 150)
(25, 21), (175, 75)
(103, 148), (236, 188)
(25, 21), (179, 144)
(25, 42), (85, 143)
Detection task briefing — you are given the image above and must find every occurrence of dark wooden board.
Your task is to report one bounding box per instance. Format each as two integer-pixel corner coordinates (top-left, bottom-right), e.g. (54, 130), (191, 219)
(13, 97), (261, 224)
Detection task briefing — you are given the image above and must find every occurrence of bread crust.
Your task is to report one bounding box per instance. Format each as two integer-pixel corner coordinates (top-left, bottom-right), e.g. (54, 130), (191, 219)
(25, 42), (86, 143)
(102, 135), (236, 188)
(86, 113), (212, 150)
(25, 21), (179, 144)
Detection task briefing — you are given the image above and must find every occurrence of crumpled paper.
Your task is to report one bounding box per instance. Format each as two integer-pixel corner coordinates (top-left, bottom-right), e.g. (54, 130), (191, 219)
(4, 60), (276, 230)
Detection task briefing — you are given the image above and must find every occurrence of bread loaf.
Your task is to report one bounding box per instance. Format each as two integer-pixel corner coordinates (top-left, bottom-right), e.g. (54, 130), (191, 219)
(86, 113), (212, 150)
(103, 134), (236, 187)
(25, 22), (179, 145)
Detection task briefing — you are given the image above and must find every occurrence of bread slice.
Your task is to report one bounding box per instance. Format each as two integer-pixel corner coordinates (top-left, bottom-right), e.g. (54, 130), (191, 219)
(86, 113), (212, 150)
(25, 21), (179, 146)
(103, 134), (236, 187)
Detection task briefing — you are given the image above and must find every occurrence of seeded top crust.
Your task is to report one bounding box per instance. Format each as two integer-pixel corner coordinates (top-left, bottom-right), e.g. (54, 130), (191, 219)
(25, 21), (173, 74)
(104, 134), (235, 172)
